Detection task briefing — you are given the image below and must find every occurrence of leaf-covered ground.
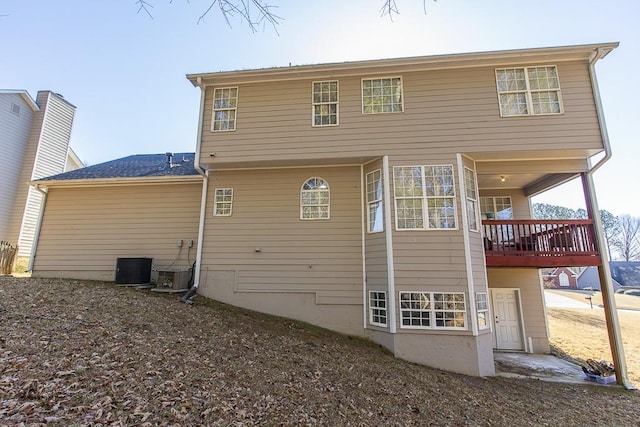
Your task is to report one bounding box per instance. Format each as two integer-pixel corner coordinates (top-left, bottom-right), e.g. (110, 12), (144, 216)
(1, 277), (638, 426)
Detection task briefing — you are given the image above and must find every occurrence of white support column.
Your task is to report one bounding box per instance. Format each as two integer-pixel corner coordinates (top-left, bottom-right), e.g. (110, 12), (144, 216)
(382, 156), (397, 334)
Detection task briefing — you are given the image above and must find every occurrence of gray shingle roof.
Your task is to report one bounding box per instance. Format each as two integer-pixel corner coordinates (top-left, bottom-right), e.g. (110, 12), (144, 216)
(610, 261), (640, 287)
(38, 152), (198, 181)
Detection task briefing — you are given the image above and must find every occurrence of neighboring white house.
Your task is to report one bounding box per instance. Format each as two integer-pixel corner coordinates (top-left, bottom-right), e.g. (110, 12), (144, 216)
(0, 89), (81, 260)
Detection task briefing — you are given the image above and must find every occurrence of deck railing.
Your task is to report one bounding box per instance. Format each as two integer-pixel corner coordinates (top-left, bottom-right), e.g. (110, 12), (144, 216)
(482, 219), (601, 267)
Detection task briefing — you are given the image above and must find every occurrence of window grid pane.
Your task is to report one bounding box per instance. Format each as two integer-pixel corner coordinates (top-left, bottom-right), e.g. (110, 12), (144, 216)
(496, 66), (562, 117)
(213, 88), (238, 131)
(313, 81), (338, 126)
(464, 168), (478, 231)
(393, 165), (456, 230)
(301, 178), (330, 220)
(362, 77), (403, 114)
(476, 292), (489, 329)
(400, 291), (466, 329)
(214, 188), (233, 216)
(369, 291), (388, 326)
(366, 170), (384, 233)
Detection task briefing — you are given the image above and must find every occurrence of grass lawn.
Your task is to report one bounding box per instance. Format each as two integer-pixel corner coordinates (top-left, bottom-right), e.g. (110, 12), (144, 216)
(546, 290), (640, 386)
(1, 277), (639, 425)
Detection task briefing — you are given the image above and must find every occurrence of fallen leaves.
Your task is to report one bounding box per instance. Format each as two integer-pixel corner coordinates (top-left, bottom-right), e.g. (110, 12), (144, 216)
(0, 276), (638, 426)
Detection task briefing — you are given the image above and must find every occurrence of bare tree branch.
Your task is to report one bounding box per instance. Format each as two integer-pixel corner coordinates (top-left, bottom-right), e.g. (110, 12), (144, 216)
(136, 1), (283, 33)
(380, 0), (435, 20)
(135, 0), (154, 19)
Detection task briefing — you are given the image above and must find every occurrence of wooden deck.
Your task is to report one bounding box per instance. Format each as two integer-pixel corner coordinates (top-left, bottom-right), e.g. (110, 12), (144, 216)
(483, 219), (602, 268)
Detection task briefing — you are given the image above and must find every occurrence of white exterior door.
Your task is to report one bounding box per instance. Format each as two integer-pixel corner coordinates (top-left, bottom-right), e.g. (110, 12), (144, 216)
(491, 289), (524, 351)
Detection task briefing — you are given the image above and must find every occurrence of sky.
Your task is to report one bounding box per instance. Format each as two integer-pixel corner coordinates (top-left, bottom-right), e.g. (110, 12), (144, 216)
(1, 0), (639, 216)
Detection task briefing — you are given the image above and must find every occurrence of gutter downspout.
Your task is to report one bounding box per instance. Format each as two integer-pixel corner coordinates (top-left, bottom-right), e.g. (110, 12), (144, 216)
(27, 184), (48, 272)
(182, 78), (208, 304)
(585, 47), (633, 389)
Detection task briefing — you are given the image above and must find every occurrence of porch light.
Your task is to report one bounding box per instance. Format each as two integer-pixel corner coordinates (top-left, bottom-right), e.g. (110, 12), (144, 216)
(499, 175), (506, 182)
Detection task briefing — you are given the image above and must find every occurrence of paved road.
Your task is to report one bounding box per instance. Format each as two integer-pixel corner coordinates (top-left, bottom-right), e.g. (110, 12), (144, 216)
(544, 291), (593, 309)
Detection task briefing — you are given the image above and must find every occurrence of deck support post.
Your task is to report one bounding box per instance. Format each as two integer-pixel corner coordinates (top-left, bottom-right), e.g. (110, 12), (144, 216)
(581, 172), (632, 389)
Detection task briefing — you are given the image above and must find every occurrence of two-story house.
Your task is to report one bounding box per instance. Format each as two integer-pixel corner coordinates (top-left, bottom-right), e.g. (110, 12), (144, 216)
(29, 43), (619, 377)
(0, 90), (81, 267)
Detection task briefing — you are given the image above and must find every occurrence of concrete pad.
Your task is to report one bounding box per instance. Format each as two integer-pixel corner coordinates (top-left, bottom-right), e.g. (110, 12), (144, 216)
(494, 352), (591, 384)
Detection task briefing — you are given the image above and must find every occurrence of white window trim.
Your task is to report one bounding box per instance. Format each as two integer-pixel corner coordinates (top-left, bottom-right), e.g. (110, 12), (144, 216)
(366, 169), (384, 234)
(464, 167), (479, 233)
(495, 65), (564, 117)
(312, 80), (339, 127)
(369, 291), (388, 327)
(361, 76), (404, 114)
(399, 291), (467, 330)
(211, 87), (238, 132)
(300, 177), (330, 220)
(480, 196), (513, 220)
(476, 292), (490, 330)
(213, 188), (233, 216)
(393, 165), (458, 231)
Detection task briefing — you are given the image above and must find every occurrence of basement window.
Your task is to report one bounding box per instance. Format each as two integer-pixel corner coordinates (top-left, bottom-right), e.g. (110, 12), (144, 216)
(369, 291), (388, 327)
(399, 291), (466, 330)
(476, 292), (489, 329)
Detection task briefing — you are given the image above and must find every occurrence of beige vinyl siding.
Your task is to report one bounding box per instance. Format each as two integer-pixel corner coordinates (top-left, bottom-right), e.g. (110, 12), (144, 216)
(0, 93), (35, 240)
(199, 166), (363, 334)
(200, 61), (600, 166)
(363, 160), (388, 292)
(33, 182), (201, 280)
(487, 268), (550, 353)
(17, 93), (76, 256)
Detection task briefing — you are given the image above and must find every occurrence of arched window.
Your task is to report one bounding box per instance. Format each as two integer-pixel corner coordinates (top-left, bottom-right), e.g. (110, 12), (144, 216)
(559, 272), (570, 287)
(300, 177), (330, 220)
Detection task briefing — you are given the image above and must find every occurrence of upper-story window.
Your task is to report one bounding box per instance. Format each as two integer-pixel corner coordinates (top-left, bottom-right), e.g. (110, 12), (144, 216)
(495, 66), (562, 117)
(393, 165), (456, 230)
(300, 177), (330, 220)
(362, 77), (403, 114)
(464, 167), (479, 232)
(312, 81), (338, 126)
(212, 87), (238, 131)
(366, 169), (383, 233)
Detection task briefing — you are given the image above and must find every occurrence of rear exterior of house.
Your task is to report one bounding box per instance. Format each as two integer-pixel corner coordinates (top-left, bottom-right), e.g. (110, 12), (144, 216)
(186, 43), (616, 376)
(30, 43), (616, 377)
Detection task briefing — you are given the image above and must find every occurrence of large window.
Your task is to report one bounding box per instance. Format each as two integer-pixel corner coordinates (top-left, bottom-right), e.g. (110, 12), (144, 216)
(362, 77), (403, 114)
(369, 291), (388, 327)
(393, 165), (456, 230)
(366, 169), (383, 233)
(495, 66), (562, 117)
(399, 291), (466, 329)
(312, 81), (338, 126)
(300, 177), (330, 220)
(212, 87), (238, 131)
(464, 167), (479, 232)
(213, 188), (233, 216)
(480, 196), (512, 220)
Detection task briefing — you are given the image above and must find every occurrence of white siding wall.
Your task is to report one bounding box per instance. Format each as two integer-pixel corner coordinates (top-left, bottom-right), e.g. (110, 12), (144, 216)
(0, 93), (35, 240)
(17, 92), (75, 256)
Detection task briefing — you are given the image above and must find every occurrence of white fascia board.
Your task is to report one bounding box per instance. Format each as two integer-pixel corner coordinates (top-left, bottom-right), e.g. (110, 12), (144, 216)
(187, 42), (619, 86)
(30, 175), (204, 188)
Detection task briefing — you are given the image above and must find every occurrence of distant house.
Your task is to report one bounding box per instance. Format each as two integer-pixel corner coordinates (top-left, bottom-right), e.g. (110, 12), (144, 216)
(0, 90), (81, 260)
(542, 267), (579, 289)
(578, 262), (640, 291)
(30, 43), (618, 377)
